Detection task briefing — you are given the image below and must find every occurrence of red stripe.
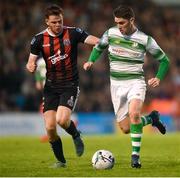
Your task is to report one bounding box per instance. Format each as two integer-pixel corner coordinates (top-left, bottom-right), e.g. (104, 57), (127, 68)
(53, 36), (61, 75)
(63, 29), (72, 80)
(43, 32), (51, 70)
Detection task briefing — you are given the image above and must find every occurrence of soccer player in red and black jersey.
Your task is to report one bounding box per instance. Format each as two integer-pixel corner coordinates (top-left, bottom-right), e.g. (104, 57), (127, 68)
(26, 4), (99, 168)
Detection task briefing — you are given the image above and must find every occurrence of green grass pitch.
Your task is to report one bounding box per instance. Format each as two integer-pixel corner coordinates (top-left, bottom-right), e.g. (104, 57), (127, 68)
(0, 133), (180, 177)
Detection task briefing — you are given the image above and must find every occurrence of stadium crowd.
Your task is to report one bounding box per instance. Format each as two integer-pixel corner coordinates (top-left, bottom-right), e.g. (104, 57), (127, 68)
(0, 0), (179, 126)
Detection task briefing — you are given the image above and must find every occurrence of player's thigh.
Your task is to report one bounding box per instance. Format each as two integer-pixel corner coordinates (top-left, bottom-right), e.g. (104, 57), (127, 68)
(110, 82), (129, 118)
(43, 89), (59, 112)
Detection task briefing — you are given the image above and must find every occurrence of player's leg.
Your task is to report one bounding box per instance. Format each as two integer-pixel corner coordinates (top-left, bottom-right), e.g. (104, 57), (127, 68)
(56, 87), (84, 157)
(43, 89), (66, 168)
(56, 106), (84, 156)
(43, 110), (66, 167)
(141, 110), (166, 134)
(111, 80), (130, 133)
(129, 99), (143, 168)
(117, 117), (130, 134)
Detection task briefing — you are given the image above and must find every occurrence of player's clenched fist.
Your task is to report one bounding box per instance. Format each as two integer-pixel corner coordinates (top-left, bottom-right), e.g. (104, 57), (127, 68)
(26, 62), (37, 73)
(83, 62), (94, 71)
(148, 77), (160, 88)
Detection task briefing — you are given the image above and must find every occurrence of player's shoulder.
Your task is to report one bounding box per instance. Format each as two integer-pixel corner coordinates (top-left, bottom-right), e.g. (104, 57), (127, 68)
(107, 26), (119, 36)
(136, 29), (149, 38)
(132, 29), (150, 45)
(31, 29), (46, 45)
(33, 29), (46, 38)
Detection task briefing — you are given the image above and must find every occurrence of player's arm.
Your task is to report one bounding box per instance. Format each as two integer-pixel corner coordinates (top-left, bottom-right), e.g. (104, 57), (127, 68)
(84, 35), (99, 45)
(26, 35), (42, 73)
(146, 36), (170, 87)
(26, 54), (38, 73)
(83, 31), (109, 71)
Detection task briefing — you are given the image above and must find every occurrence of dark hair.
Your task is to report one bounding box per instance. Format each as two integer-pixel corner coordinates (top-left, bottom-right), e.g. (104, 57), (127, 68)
(45, 4), (63, 18)
(113, 5), (135, 20)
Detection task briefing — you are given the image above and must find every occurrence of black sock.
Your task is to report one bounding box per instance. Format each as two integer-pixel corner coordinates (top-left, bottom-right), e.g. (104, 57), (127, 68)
(65, 120), (80, 139)
(50, 137), (66, 163)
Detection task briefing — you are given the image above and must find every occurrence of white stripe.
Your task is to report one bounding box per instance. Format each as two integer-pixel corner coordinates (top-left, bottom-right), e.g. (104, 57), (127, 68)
(130, 133), (142, 138)
(132, 141), (141, 147)
(72, 86), (80, 111)
(132, 151), (140, 156)
(142, 116), (147, 125)
(110, 61), (143, 73)
(30, 53), (38, 57)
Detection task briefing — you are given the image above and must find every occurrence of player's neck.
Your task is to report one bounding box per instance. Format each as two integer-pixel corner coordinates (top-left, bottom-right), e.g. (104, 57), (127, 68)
(47, 27), (63, 37)
(126, 26), (137, 36)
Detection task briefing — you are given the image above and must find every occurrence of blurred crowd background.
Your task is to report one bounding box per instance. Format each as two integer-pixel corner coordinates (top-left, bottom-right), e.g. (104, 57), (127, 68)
(0, 0), (179, 129)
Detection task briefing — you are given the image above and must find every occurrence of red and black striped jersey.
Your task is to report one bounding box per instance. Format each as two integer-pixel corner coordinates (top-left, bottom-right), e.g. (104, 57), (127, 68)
(30, 26), (89, 88)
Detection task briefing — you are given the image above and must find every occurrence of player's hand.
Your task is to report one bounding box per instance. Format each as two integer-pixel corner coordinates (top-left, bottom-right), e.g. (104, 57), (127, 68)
(83, 62), (94, 71)
(26, 62), (37, 73)
(148, 77), (160, 88)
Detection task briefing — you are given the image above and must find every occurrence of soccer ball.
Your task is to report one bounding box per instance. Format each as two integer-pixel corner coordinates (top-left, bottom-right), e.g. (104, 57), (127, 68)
(91, 150), (115, 170)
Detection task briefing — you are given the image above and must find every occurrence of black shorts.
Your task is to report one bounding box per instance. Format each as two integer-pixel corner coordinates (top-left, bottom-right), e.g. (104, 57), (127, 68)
(43, 86), (80, 113)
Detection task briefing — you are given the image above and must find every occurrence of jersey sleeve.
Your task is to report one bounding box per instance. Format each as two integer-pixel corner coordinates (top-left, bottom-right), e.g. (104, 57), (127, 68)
(30, 35), (42, 55)
(73, 27), (89, 43)
(88, 31), (109, 63)
(146, 36), (170, 80)
(94, 30), (109, 51)
(146, 36), (165, 61)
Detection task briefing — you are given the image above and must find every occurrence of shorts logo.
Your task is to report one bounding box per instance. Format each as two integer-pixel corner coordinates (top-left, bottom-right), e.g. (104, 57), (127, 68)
(67, 96), (74, 107)
(63, 39), (70, 46)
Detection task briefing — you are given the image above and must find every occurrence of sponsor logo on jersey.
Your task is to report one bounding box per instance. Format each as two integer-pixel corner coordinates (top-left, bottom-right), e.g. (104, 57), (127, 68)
(76, 28), (83, 33)
(49, 49), (68, 64)
(31, 37), (36, 45)
(132, 42), (138, 47)
(42, 44), (51, 47)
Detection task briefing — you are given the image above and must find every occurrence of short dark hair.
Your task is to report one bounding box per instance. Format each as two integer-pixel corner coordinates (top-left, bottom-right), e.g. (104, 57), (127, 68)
(113, 5), (135, 20)
(45, 4), (63, 18)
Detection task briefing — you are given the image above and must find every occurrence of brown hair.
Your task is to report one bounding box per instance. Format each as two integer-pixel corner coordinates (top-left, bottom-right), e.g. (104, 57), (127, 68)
(113, 5), (135, 20)
(45, 4), (63, 18)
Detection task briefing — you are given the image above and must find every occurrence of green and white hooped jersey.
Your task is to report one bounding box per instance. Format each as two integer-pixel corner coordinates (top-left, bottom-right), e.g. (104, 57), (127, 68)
(35, 57), (46, 85)
(95, 26), (166, 80)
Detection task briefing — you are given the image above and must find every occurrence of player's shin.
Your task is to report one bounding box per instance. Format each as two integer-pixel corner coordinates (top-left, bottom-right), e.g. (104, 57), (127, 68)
(141, 115), (152, 127)
(49, 137), (66, 163)
(65, 120), (80, 138)
(130, 123), (143, 156)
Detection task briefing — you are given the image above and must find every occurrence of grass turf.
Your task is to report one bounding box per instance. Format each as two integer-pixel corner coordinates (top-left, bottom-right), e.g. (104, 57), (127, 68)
(0, 133), (180, 177)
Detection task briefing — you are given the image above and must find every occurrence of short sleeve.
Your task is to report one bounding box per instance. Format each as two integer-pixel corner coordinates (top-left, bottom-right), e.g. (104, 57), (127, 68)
(146, 36), (165, 61)
(73, 27), (89, 43)
(94, 30), (109, 52)
(30, 35), (42, 55)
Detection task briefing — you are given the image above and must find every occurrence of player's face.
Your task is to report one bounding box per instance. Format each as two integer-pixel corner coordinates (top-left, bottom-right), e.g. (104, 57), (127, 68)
(46, 14), (63, 35)
(114, 17), (134, 35)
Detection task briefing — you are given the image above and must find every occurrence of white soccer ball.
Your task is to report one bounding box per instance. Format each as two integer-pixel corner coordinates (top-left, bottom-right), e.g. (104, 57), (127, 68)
(91, 150), (115, 170)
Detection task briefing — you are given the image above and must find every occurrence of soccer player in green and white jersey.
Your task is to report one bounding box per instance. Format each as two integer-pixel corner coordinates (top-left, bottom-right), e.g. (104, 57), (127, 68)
(84, 5), (170, 168)
(35, 57), (46, 91)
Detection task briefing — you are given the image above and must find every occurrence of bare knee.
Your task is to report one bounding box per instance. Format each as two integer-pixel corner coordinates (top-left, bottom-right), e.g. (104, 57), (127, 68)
(57, 118), (70, 129)
(118, 118), (130, 134)
(129, 111), (141, 123)
(121, 127), (130, 134)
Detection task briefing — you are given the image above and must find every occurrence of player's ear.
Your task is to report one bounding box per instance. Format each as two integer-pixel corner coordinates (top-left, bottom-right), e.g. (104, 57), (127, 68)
(130, 17), (135, 24)
(45, 19), (49, 26)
